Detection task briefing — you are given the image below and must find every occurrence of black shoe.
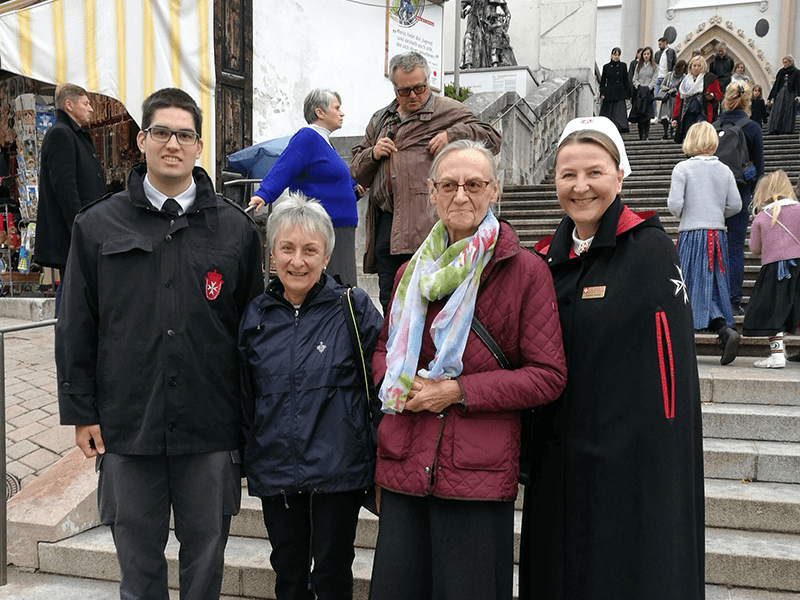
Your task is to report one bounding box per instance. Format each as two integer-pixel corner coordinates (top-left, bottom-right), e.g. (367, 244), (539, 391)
(718, 326), (740, 365)
(787, 351), (800, 363)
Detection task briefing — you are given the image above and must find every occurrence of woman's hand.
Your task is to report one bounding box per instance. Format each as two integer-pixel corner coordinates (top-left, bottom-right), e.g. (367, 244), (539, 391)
(671, 119), (678, 128)
(249, 196), (265, 212)
(405, 376), (463, 413)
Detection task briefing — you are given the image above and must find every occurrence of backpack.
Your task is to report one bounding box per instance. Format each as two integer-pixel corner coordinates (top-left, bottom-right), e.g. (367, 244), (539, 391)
(712, 116), (753, 186)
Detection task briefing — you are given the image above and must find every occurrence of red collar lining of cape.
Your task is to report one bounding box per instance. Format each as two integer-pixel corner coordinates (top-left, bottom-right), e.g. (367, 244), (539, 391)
(534, 206), (656, 256)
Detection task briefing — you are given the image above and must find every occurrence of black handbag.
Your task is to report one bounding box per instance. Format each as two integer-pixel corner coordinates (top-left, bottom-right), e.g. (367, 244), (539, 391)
(470, 316), (534, 486)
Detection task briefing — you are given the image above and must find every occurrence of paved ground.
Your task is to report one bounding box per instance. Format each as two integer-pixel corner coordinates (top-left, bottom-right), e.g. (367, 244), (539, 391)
(2, 318), (69, 492)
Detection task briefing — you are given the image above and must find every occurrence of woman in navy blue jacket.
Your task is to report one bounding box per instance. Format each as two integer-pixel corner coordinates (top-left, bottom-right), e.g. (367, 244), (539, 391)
(717, 82), (765, 314)
(239, 193), (383, 600)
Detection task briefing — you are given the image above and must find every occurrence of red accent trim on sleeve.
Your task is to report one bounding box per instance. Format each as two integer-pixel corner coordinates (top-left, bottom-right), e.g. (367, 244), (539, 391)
(656, 310), (676, 419)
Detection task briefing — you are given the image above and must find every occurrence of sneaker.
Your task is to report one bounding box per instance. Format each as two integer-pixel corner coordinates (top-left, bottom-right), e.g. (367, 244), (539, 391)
(786, 351), (800, 362)
(754, 354), (786, 368)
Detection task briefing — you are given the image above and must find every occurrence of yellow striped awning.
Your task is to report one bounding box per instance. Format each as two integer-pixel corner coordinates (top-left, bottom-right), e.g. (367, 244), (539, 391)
(0, 0), (216, 178)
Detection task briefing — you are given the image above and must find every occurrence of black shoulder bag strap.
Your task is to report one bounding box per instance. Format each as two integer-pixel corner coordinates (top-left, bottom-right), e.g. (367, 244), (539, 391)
(471, 314), (535, 486)
(470, 316), (511, 370)
(341, 288), (371, 401)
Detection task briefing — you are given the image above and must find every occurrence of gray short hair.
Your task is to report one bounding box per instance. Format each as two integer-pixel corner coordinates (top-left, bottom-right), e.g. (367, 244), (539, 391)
(429, 139), (497, 181)
(784, 54), (795, 66)
(389, 52), (431, 85)
(267, 192), (335, 258)
(303, 89), (341, 125)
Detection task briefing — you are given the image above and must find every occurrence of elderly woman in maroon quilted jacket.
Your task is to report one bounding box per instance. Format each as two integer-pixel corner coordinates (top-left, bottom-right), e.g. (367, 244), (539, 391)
(367, 140), (567, 600)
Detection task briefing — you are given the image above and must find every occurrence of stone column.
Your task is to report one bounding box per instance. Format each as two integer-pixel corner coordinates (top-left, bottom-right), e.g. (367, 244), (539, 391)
(619, 0), (642, 68)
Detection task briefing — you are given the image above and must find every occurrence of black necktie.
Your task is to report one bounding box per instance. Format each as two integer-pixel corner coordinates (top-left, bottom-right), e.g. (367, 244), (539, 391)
(162, 198), (181, 217)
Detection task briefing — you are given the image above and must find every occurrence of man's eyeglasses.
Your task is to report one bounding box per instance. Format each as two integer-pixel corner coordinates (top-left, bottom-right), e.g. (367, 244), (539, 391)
(144, 126), (200, 146)
(432, 180), (493, 196)
(395, 84), (428, 97)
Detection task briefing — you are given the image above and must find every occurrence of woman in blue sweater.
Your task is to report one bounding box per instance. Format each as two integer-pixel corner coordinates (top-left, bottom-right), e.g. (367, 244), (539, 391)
(250, 89), (362, 285)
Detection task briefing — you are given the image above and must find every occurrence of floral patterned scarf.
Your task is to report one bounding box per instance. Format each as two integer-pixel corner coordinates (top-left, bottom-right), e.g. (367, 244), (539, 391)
(379, 209), (499, 414)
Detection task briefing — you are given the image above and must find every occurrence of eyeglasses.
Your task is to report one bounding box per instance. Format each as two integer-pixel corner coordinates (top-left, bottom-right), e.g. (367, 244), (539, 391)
(432, 180), (493, 196)
(395, 84), (428, 97)
(144, 126), (200, 146)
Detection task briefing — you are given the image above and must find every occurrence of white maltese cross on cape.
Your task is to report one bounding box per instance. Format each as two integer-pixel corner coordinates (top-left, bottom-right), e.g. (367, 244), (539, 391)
(671, 265), (688, 305)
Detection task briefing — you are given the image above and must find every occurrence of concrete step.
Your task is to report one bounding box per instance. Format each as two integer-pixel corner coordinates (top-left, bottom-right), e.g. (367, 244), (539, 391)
(232, 494), (526, 560)
(706, 584), (800, 600)
(697, 356), (800, 406)
(704, 439), (800, 484)
(705, 478), (800, 534)
(37, 525), (523, 599)
(5, 568), (797, 600)
(706, 527), (800, 593)
(702, 404), (800, 442)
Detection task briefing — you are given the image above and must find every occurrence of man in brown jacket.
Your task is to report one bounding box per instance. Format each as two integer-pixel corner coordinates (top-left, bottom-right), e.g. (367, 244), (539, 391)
(351, 52), (501, 311)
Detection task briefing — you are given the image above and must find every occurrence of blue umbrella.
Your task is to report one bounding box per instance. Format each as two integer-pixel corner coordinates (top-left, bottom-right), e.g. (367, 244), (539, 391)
(226, 135), (293, 179)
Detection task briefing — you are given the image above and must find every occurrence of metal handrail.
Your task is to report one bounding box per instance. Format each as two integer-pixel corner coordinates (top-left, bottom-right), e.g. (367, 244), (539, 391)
(1, 318), (58, 586)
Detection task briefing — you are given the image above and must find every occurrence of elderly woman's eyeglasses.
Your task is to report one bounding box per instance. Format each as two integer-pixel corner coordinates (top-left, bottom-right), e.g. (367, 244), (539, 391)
(432, 180), (492, 196)
(144, 126), (200, 146)
(395, 84), (428, 97)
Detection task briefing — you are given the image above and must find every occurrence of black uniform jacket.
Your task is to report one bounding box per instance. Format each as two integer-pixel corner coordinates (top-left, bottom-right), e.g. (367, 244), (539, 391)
(519, 198), (705, 600)
(36, 109), (107, 268)
(600, 59), (631, 102)
(56, 163), (263, 455)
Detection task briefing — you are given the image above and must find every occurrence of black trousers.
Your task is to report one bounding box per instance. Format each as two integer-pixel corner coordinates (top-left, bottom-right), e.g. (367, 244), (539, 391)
(97, 451), (241, 600)
(368, 490), (515, 600)
(375, 209), (412, 312)
(261, 490), (365, 600)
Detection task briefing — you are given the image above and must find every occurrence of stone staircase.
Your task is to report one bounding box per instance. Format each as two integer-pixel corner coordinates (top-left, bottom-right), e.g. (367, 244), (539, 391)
(15, 358), (799, 599)
(499, 121), (800, 356)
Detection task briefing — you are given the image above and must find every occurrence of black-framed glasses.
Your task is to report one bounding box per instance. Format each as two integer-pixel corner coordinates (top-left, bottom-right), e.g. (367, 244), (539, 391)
(144, 126), (200, 146)
(432, 180), (493, 196)
(395, 84), (428, 97)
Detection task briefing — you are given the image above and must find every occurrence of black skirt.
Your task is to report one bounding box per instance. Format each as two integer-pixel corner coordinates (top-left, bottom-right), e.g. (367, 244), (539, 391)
(600, 99), (630, 133)
(743, 260), (800, 336)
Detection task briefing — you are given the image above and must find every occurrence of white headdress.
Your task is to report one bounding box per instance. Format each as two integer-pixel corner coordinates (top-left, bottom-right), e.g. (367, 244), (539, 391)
(557, 116), (632, 179)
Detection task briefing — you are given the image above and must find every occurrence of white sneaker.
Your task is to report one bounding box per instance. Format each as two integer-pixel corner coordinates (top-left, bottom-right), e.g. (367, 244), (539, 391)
(754, 354), (786, 368)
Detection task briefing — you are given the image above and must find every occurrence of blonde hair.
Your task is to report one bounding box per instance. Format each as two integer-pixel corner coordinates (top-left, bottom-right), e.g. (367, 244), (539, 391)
(751, 170), (797, 225)
(688, 56), (708, 74)
(722, 81), (751, 113)
(682, 121), (718, 157)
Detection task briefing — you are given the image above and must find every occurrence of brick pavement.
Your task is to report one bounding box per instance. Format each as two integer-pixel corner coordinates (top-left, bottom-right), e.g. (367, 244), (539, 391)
(2, 317), (70, 491)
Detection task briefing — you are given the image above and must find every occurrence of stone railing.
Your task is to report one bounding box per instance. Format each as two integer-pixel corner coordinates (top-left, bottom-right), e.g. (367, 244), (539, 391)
(465, 76), (584, 190)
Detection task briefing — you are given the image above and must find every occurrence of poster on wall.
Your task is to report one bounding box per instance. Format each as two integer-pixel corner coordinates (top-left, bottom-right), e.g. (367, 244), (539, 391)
(386, 0), (444, 91)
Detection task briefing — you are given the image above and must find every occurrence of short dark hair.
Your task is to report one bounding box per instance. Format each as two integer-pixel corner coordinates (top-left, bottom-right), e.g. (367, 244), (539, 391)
(55, 83), (88, 110)
(141, 88), (202, 135)
(658, 37), (667, 43)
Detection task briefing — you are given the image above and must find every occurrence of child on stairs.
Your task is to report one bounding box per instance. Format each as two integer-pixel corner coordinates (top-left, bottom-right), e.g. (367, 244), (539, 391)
(743, 170), (800, 368)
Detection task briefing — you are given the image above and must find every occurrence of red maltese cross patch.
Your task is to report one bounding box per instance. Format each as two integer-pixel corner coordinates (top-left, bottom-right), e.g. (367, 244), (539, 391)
(205, 269), (224, 301)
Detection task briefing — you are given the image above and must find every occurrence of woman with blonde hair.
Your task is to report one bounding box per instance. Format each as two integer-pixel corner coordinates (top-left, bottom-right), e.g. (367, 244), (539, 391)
(667, 121), (742, 364)
(743, 171), (800, 368)
(672, 55), (722, 143)
(716, 81), (765, 315)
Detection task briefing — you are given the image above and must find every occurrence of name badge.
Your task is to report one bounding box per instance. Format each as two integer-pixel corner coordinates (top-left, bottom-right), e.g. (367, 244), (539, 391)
(582, 286), (606, 299)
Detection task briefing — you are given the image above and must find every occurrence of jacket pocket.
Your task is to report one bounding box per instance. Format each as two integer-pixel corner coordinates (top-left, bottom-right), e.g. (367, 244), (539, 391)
(100, 236), (153, 256)
(376, 413), (414, 459)
(655, 308), (675, 419)
(452, 412), (517, 471)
